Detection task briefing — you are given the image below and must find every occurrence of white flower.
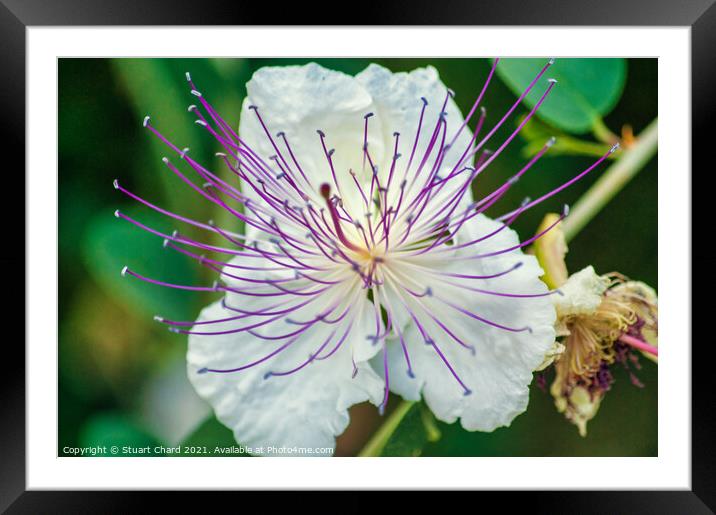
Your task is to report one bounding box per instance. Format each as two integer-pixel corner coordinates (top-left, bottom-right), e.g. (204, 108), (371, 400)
(116, 61), (614, 455)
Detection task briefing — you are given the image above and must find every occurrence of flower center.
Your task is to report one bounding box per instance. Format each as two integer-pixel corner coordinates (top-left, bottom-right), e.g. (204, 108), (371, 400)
(355, 247), (386, 278)
(318, 181), (389, 284)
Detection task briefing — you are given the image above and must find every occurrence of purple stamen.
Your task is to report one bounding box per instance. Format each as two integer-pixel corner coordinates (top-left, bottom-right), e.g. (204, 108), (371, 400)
(122, 266), (218, 292)
(265, 328), (338, 378)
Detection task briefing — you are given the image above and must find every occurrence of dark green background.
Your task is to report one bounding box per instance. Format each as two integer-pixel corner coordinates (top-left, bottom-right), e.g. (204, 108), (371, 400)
(59, 58), (657, 457)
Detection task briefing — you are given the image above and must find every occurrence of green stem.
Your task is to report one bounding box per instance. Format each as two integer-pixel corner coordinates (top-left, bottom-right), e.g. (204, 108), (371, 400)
(553, 137), (617, 160)
(420, 403), (442, 442)
(592, 116), (619, 144)
(358, 400), (415, 457)
(562, 118), (658, 243)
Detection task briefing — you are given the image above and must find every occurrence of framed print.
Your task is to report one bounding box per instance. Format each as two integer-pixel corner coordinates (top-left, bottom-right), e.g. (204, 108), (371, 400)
(3, 0), (710, 511)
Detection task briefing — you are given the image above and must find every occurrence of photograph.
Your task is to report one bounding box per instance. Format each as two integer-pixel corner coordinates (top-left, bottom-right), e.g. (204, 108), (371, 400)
(58, 56), (658, 458)
(1, 0), (706, 506)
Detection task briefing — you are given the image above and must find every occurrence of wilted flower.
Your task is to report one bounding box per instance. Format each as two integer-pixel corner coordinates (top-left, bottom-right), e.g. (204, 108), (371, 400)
(533, 214), (658, 436)
(115, 60), (616, 455)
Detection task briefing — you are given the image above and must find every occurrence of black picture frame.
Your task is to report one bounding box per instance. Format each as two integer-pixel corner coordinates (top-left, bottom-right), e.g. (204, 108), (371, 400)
(2, 0), (708, 511)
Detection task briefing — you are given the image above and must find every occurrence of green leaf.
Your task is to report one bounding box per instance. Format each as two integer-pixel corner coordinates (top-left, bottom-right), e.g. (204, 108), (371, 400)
(82, 206), (204, 322)
(495, 58), (627, 134)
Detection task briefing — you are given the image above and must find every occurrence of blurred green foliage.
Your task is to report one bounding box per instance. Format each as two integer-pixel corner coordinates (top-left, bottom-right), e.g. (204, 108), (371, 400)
(79, 413), (161, 457)
(59, 58), (657, 457)
(84, 207), (200, 322)
(179, 415), (241, 455)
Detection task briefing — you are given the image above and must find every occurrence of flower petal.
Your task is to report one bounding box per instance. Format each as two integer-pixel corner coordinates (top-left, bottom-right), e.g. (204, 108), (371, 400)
(554, 265), (609, 318)
(187, 261), (384, 456)
(379, 213), (556, 431)
(239, 63), (384, 218)
(355, 64), (476, 206)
